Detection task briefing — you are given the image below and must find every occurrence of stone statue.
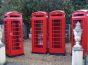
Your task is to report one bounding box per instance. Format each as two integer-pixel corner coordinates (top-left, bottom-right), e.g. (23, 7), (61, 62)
(73, 22), (82, 43)
(0, 25), (6, 65)
(72, 22), (83, 65)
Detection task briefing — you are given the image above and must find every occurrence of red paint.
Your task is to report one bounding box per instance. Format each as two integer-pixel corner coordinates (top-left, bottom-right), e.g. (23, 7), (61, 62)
(71, 9), (88, 57)
(49, 10), (66, 54)
(4, 11), (24, 56)
(32, 11), (48, 53)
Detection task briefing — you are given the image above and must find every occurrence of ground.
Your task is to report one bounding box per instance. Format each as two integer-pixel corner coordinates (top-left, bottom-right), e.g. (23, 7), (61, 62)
(6, 39), (71, 65)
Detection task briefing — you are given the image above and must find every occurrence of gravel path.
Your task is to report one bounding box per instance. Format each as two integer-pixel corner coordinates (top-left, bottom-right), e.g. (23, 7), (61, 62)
(6, 39), (71, 65)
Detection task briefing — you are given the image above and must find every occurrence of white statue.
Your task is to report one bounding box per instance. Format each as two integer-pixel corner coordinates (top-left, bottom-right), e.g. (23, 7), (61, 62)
(72, 22), (83, 65)
(73, 22), (82, 42)
(0, 25), (6, 65)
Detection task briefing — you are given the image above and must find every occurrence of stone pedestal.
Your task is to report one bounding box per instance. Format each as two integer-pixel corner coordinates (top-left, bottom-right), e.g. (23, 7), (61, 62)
(72, 42), (83, 65)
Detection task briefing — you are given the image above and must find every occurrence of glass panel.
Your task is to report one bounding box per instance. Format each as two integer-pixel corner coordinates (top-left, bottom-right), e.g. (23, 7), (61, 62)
(34, 20), (43, 48)
(52, 19), (62, 48)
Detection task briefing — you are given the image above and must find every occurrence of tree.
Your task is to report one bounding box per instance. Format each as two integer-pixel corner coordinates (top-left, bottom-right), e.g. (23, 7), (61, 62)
(0, 0), (88, 24)
(0, 0), (23, 19)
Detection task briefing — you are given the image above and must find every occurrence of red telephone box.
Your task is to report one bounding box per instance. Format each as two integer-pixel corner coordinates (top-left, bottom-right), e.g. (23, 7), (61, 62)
(4, 11), (24, 57)
(49, 10), (66, 55)
(32, 11), (48, 53)
(71, 9), (88, 57)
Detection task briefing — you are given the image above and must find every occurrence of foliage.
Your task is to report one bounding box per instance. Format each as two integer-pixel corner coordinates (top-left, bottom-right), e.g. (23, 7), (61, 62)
(0, 0), (88, 23)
